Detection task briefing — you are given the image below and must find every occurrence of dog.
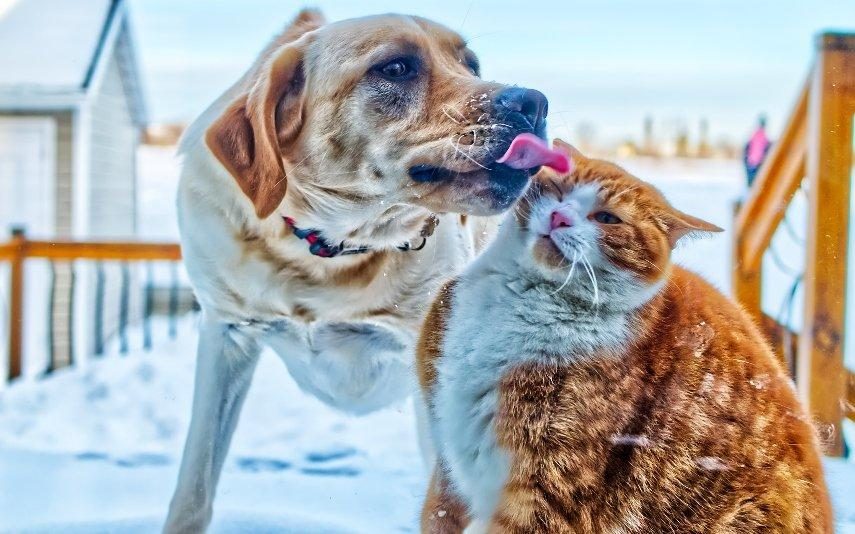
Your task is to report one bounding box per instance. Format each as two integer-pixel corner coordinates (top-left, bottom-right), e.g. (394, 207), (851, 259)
(165, 9), (550, 532)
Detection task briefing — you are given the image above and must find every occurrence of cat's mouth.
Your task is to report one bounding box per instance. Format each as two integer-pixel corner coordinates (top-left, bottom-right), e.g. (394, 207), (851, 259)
(533, 231), (581, 270)
(551, 233), (586, 258)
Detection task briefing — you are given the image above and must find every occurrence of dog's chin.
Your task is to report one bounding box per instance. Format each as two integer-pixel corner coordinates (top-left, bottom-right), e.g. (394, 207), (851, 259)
(484, 164), (536, 212)
(410, 163), (533, 216)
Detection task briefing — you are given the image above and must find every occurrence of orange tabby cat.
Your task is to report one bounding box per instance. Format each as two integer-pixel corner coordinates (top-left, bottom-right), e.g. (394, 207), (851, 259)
(417, 141), (832, 534)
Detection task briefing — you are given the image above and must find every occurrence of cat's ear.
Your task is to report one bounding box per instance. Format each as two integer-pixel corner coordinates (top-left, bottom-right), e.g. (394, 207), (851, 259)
(552, 138), (586, 161)
(665, 209), (724, 248)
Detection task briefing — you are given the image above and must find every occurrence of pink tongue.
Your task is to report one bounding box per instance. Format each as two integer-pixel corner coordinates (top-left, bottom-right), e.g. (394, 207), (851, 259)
(497, 133), (572, 173)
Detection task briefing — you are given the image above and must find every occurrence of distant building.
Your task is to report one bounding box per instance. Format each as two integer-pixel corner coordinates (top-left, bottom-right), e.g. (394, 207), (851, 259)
(0, 0), (146, 239)
(674, 126), (690, 158)
(0, 0), (146, 374)
(696, 118), (712, 158)
(641, 115), (655, 156)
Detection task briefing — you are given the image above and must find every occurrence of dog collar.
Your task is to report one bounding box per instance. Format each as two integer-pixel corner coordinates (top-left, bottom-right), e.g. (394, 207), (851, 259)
(283, 214), (439, 258)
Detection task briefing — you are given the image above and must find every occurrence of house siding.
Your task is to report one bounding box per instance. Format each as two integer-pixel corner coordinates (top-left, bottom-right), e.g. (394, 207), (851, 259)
(50, 112), (74, 367)
(55, 112), (74, 235)
(76, 26), (143, 361)
(87, 35), (138, 238)
(0, 1), (147, 376)
(0, 111), (67, 235)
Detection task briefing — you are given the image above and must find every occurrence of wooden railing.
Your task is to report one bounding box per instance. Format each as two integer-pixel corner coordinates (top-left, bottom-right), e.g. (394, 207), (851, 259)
(732, 32), (855, 456)
(0, 227), (182, 382)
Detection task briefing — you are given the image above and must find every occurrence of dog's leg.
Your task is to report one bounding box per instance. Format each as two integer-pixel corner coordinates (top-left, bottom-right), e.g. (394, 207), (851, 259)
(164, 317), (261, 534)
(265, 319), (414, 415)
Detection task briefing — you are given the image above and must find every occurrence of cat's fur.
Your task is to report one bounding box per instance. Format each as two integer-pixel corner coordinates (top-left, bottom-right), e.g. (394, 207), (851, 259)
(417, 141), (833, 533)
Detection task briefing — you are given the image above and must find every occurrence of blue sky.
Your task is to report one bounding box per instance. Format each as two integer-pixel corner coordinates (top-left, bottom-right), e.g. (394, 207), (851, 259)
(128, 0), (854, 145)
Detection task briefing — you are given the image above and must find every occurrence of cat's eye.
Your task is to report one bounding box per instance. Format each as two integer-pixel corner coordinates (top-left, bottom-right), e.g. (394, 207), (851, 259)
(592, 211), (622, 224)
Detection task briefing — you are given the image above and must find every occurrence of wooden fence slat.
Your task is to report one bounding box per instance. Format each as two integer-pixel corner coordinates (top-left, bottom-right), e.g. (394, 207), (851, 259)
(1, 232), (183, 381)
(796, 34), (855, 456)
(24, 241), (181, 261)
(0, 242), (18, 260)
(94, 262), (106, 356)
(7, 228), (26, 381)
(47, 262), (57, 373)
(732, 202), (762, 321)
(143, 262), (154, 351)
(119, 263), (130, 354)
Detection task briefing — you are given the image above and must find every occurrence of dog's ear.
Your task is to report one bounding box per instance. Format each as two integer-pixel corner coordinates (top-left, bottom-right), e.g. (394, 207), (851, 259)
(206, 37), (312, 219)
(278, 8), (326, 43)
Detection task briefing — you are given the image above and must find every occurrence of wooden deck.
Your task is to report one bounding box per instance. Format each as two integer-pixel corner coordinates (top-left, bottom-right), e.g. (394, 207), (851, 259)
(0, 227), (182, 381)
(732, 32), (855, 455)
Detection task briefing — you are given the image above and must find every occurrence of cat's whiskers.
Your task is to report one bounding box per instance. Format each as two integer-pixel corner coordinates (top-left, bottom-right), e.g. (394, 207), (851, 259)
(550, 249), (579, 295)
(580, 253), (600, 306)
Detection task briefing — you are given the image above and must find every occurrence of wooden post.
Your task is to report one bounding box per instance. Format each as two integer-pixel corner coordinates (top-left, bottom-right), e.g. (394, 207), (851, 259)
(732, 201), (763, 321)
(731, 79), (808, 324)
(796, 33), (855, 456)
(7, 227), (26, 381)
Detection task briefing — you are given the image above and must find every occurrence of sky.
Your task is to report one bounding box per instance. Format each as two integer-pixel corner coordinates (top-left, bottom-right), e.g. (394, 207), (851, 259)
(127, 0), (855, 146)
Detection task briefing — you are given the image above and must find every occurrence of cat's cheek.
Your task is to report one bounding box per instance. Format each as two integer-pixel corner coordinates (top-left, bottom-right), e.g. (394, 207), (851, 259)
(532, 237), (566, 270)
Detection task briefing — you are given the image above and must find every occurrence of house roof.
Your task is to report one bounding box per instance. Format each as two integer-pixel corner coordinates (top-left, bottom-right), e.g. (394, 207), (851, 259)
(0, 0), (146, 124)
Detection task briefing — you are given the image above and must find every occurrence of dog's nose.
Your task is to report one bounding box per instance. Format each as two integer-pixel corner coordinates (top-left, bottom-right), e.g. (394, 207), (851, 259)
(493, 87), (548, 130)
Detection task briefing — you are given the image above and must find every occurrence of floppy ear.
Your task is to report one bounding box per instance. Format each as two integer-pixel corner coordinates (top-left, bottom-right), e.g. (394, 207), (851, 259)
(205, 39), (311, 219)
(665, 209), (724, 248)
(277, 8), (325, 43)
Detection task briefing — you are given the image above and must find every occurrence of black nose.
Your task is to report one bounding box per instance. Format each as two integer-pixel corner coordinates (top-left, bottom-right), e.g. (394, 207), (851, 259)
(493, 87), (548, 131)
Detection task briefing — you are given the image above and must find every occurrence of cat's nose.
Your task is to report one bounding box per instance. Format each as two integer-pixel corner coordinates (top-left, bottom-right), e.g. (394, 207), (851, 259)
(550, 210), (574, 230)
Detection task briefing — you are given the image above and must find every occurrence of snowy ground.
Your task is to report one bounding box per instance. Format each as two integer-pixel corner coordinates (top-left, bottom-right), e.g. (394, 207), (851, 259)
(1, 317), (852, 533)
(0, 317), (425, 532)
(0, 154), (853, 532)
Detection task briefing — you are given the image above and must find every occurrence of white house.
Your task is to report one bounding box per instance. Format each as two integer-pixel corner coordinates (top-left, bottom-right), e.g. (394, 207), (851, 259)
(0, 0), (146, 375)
(0, 0), (146, 239)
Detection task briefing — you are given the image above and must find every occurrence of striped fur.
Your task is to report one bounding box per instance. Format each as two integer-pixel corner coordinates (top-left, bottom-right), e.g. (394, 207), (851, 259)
(417, 145), (832, 533)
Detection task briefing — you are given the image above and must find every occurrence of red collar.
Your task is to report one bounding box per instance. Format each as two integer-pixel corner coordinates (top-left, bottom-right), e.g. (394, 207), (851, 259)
(283, 214), (438, 258)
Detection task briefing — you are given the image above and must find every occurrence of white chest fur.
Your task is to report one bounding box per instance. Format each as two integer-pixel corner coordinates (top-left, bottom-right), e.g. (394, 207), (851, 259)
(431, 236), (631, 522)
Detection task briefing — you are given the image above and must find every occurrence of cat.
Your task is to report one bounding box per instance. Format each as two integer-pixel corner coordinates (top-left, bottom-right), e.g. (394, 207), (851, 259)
(416, 141), (832, 534)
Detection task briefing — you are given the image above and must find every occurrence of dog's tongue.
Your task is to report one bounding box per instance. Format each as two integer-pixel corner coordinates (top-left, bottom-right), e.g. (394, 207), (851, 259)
(497, 133), (572, 173)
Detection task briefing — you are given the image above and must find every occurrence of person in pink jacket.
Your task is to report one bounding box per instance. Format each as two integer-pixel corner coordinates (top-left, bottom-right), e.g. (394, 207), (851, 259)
(743, 115), (771, 186)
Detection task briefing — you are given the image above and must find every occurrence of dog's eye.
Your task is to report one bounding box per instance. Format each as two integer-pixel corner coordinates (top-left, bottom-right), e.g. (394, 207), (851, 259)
(465, 60), (480, 76)
(464, 57), (480, 76)
(375, 57), (418, 81)
(592, 211), (622, 224)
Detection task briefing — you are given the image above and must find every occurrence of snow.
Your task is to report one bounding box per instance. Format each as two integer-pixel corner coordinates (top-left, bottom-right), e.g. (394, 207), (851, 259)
(0, 315), (852, 532)
(137, 145), (181, 241)
(0, 316), (424, 532)
(0, 154), (853, 531)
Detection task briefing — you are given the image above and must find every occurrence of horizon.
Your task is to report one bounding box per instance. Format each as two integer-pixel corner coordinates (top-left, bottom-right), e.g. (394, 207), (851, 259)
(129, 1), (854, 145)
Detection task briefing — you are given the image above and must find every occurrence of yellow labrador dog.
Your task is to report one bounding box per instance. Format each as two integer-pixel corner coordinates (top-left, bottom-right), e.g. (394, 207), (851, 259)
(166, 9), (556, 532)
